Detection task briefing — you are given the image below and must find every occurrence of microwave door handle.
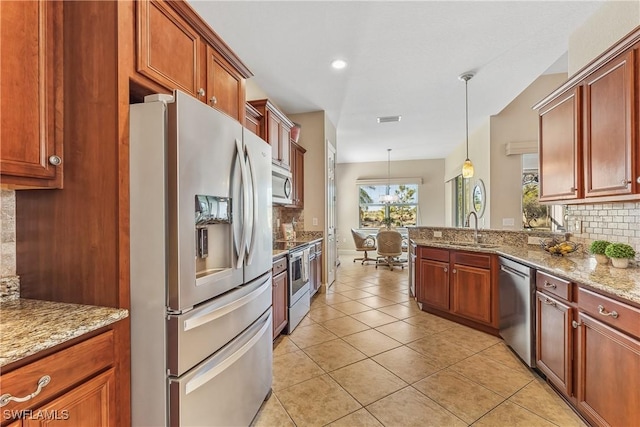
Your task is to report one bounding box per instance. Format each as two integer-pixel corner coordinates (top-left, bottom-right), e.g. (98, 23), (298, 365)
(245, 147), (259, 265)
(234, 138), (249, 269)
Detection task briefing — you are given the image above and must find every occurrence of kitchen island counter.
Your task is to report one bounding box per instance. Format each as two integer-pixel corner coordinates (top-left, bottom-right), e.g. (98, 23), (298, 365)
(413, 239), (640, 306)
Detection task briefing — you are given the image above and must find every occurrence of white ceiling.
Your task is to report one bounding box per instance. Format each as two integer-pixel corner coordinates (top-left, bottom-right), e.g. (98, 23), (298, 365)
(189, 1), (604, 164)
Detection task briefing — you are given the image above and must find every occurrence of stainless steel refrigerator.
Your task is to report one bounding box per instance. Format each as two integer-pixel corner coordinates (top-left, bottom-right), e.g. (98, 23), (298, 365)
(129, 90), (273, 426)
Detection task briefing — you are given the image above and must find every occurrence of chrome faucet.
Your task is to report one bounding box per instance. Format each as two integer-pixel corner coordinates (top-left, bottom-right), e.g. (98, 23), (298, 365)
(465, 211), (479, 244)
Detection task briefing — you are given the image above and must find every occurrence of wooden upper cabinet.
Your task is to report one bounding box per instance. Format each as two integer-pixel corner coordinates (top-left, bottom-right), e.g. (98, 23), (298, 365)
(583, 49), (636, 197)
(538, 87), (581, 202)
(0, 0), (63, 189)
(290, 142), (305, 208)
(249, 99), (294, 168)
(136, 0), (201, 98)
(245, 102), (262, 135)
(205, 45), (245, 122)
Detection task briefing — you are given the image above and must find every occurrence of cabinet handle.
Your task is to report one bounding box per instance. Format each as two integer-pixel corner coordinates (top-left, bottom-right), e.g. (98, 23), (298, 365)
(543, 281), (556, 289)
(452, 268), (457, 274)
(443, 267), (448, 273)
(209, 96), (217, 105)
(543, 297), (556, 306)
(597, 304), (618, 318)
(0, 375), (51, 407)
(197, 88), (205, 97)
(572, 320), (580, 329)
(48, 155), (62, 166)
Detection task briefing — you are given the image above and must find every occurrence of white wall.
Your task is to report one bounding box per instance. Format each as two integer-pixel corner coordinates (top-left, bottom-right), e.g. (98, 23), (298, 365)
(444, 119), (491, 227)
(336, 159), (445, 251)
(568, 0), (640, 75)
(489, 73), (568, 230)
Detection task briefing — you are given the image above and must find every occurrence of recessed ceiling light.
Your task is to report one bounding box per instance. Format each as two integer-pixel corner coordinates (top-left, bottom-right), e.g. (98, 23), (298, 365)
(377, 115), (401, 123)
(331, 59), (347, 70)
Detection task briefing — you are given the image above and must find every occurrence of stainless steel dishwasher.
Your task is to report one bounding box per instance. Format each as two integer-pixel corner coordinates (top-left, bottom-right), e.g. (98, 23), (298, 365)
(498, 256), (536, 367)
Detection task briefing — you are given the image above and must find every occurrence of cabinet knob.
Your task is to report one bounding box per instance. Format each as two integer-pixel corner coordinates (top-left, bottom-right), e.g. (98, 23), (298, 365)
(452, 268), (456, 274)
(569, 186), (576, 192)
(443, 267), (448, 273)
(209, 96), (217, 105)
(636, 176), (640, 185)
(621, 179), (631, 185)
(572, 320), (580, 329)
(197, 88), (205, 97)
(48, 155), (62, 166)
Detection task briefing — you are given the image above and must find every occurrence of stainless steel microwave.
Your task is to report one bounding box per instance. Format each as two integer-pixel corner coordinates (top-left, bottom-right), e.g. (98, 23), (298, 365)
(272, 163), (292, 205)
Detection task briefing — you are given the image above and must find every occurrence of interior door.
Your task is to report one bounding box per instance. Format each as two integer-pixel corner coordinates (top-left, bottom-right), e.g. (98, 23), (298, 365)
(326, 142), (337, 287)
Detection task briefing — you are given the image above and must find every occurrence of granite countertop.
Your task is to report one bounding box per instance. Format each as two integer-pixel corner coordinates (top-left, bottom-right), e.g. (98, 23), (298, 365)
(273, 237), (323, 259)
(0, 298), (128, 367)
(413, 239), (640, 305)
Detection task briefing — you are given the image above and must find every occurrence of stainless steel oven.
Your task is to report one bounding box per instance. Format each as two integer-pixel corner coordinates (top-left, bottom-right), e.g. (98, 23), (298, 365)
(287, 245), (310, 333)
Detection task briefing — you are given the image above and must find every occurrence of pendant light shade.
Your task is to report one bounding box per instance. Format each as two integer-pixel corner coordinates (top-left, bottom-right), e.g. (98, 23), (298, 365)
(379, 149), (399, 204)
(459, 73), (474, 179)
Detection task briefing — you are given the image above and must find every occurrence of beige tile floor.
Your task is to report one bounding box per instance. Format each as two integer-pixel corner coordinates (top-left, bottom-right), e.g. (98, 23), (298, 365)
(252, 257), (587, 427)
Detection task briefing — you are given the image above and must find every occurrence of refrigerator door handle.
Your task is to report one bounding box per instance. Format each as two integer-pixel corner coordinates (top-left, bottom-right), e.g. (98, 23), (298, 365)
(245, 146), (259, 265)
(182, 275), (270, 331)
(184, 311), (271, 395)
(234, 138), (249, 269)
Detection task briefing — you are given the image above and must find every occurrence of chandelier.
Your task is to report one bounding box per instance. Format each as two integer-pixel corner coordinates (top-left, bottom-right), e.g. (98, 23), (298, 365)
(379, 148), (399, 204)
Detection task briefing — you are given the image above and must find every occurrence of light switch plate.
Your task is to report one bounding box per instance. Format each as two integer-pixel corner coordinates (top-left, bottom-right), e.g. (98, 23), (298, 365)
(433, 231), (442, 238)
(313, 217), (318, 226)
(503, 218), (515, 227)
(574, 220), (582, 233)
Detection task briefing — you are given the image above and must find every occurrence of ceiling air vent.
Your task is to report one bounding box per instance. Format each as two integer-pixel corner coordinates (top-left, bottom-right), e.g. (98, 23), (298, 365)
(377, 115), (401, 123)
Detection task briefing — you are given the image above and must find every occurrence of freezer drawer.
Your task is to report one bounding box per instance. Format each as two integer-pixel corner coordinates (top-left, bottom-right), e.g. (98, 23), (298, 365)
(169, 309), (273, 427)
(168, 272), (272, 376)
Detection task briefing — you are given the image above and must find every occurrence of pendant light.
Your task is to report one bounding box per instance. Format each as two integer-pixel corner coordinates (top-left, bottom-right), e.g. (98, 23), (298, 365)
(379, 148), (399, 204)
(459, 73), (474, 179)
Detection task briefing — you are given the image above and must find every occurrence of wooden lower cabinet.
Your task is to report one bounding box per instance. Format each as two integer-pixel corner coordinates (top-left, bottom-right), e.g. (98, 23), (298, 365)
(416, 246), (497, 333)
(0, 330), (117, 427)
(418, 258), (449, 311)
(576, 313), (640, 427)
(451, 263), (492, 324)
(535, 291), (573, 397)
(22, 369), (115, 427)
(272, 257), (288, 339)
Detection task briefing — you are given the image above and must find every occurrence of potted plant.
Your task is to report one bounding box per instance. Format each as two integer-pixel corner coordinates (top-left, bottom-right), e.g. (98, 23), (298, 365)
(589, 240), (611, 265)
(604, 243), (636, 269)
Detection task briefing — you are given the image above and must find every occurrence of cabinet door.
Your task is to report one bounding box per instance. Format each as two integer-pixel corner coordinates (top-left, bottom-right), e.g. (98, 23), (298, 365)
(451, 264), (492, 324)
(0, 0), (63, 188)
(291, 144), (305, 207)
(267, 113), (281, 163)
(577, 313), (640, 427)
(23, 368), (116, 427)
(280, 126), (291, 168)
(535, 291), (573, 397)
(583, 50), (636, 197)
(418, 259), (449, 310)
(538, 87), (581, 201)
(205, 45), (245, 122)
(136, 0), (200, 97)
(272, 271), (288, 338)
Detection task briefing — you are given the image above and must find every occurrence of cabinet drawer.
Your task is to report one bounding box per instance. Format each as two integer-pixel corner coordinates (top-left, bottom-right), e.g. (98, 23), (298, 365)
(578, 287), (640, 338)
(0, 331), (114, 412)
(536, 271), (572, 301)
(272, 257), (287, 275)
(314, 242), (322, 253)
(452, 251), (491, 269)
(418, 246), (449, 262)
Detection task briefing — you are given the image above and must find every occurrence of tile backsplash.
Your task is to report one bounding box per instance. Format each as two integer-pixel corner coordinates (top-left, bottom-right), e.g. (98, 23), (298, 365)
(1, 189), (19, 300)
(567, 202), (640, 259)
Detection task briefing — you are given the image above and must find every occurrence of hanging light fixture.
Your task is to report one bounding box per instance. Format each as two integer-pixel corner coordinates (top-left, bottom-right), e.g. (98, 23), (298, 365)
(459, 73), (474, 179)
(379, 148), (399, 204)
